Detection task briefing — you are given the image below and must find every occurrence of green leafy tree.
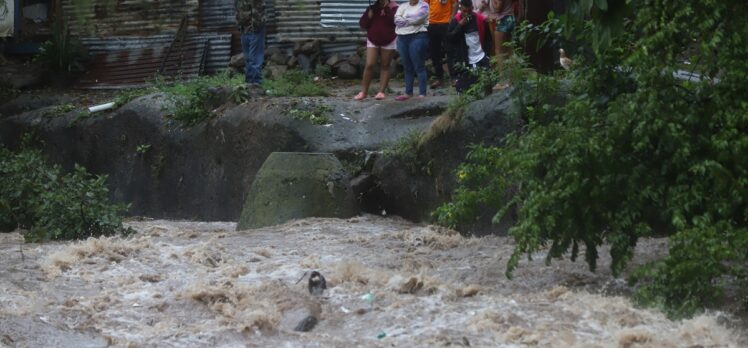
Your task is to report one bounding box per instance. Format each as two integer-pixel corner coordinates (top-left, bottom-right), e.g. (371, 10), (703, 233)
(0, 137), (131, 241)
(436, 0), (748, 317)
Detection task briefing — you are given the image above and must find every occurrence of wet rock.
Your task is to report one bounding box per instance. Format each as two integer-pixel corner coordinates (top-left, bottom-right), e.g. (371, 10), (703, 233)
(267, 65), (288, 79)
(269, 52), (288, 66)
(371, 91), (522, 235)
(336, 63), (358, 79)
(237, 152), (359, 230)
(280, 302), (322, 332)
(294, 315), (318, 332)
(0, 94), (75, 117)
(0, 62), (45, 89)
(264, 46), (282, 58)
(297, 54), (313, 74)
(287, 56), (298, 69)
(325, 54), (343, 67)
(297, 40), (320, 55)
(204, 86), (234, 110)
(347, 53), (361, 68)
(0, 93), (308, 221)
(0, 87), (454, 223)
(229, 53), (245, 69)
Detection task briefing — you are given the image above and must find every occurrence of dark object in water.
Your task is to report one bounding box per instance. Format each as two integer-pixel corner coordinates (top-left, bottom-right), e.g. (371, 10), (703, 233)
(294, 315), (318, 332)
(308, 271), (327, 296)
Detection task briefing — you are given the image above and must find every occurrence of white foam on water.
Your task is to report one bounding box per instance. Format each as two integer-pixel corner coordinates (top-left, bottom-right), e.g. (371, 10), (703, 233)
(0, 216), (744, 347)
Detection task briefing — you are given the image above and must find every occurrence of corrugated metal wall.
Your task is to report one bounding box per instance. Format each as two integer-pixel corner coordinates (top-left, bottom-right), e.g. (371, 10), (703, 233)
(62, 0), (200, 36)
(80, 32), (232, 74)
(63, 0), (367, 87)
(273, 0), (365, 44)
(64, 0), (366, 55)
(320, 0), (370, 29)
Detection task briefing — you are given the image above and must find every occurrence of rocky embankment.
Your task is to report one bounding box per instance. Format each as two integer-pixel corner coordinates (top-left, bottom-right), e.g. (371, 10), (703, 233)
(0, 87), (519, 233)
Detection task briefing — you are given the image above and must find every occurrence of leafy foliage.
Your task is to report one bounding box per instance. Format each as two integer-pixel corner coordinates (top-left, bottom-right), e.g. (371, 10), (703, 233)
(113, 88), (148, 108)
(43, 103), (77, 117)
(263, 70), (329, 97)
(383, 130), (431, 175)
(436, 0), (748, 317)
(33, 1), (84, 73)
(289, 105), (331, 125)
(0, 136), (131, 241)
(157, 72), (246, 127)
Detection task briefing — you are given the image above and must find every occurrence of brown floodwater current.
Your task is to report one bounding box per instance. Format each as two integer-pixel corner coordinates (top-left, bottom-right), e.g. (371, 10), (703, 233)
(0, 215), (744, 347)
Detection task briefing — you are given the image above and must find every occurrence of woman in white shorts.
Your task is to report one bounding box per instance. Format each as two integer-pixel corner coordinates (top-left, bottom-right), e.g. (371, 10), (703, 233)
(357, 0), (399, 100)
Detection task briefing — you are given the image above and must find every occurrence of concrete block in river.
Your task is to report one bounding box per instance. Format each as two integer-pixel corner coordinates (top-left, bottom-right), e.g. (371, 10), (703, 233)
(237, 152), (359, 230)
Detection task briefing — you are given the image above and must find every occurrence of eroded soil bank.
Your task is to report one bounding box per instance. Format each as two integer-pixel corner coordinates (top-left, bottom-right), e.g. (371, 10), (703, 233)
(1, 216), (745, 347)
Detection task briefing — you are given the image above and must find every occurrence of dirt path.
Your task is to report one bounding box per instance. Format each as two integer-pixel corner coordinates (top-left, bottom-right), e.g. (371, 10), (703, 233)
(0, 215), (744, 347)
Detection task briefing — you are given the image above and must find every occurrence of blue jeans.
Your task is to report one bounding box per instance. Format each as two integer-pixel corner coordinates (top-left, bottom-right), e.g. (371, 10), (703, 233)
(397, 32), (429, 96)
(241, 26), (266, 84)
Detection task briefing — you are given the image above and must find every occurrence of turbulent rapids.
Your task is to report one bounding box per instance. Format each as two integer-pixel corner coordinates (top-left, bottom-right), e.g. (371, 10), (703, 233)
(0, 215), (744, 347)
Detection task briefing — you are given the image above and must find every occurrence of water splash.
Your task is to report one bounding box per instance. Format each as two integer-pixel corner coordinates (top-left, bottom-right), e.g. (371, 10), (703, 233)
(0, 216), (744, 347)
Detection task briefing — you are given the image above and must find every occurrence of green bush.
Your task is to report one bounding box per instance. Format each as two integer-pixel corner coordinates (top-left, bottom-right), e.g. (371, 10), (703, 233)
(113, 88), (148, 108)
(158, 72), (246, 127)
(0, 139), (131, 241)
(34, 6), (83, 73)
(289, 104), (331, 125)
(383, 130), (431, 175)
(263, 70), (329, 97)
(43, 103), (77, 117)
(436, 0), (748, 318)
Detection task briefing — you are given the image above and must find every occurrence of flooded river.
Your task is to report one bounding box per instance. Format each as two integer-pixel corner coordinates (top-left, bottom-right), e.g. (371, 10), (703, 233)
(1, 215), (744, 347)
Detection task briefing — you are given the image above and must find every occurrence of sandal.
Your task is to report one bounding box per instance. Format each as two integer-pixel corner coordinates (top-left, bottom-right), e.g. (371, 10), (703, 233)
(395, 94), (412, 101)
(374, 92), (386, 100)
(354, 91), (367, 100)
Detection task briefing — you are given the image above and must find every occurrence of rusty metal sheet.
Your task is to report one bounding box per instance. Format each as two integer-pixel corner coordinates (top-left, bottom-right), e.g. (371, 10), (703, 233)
(62, 0), (200, 36)
(76, 33), (227, 89)
(80, 32), (231, 75)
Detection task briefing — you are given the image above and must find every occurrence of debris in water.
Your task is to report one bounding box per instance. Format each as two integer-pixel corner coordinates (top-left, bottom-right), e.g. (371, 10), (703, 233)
(308, 271), (327, 296)
(294, 315), (318, 332)
(340, 306), (351, 313)
(457, 284), (481, 297)
(398, 277), (425, 294)
(138, 274), (162, 283)
(361, 293), (375, 308)
(377, 331), (386, 339)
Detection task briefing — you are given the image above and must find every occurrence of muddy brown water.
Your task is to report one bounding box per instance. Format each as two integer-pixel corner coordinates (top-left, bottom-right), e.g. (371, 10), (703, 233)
(1, 215), (744, 347)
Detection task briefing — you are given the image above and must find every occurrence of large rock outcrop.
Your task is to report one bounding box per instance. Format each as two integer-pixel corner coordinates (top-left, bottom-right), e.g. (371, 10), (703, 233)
(236, 152), (358, 230)
(0, 85), (521, 234)
(0, 93), (446, 221)
(368, 92), (523, 235)
(0, 94), (307, 220)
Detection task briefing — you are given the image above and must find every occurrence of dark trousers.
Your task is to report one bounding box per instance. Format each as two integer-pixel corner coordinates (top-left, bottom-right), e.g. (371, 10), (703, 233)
(240, 26), (266, 84)
(455, 56), (490, 93)
(427, 23), (449, 81)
